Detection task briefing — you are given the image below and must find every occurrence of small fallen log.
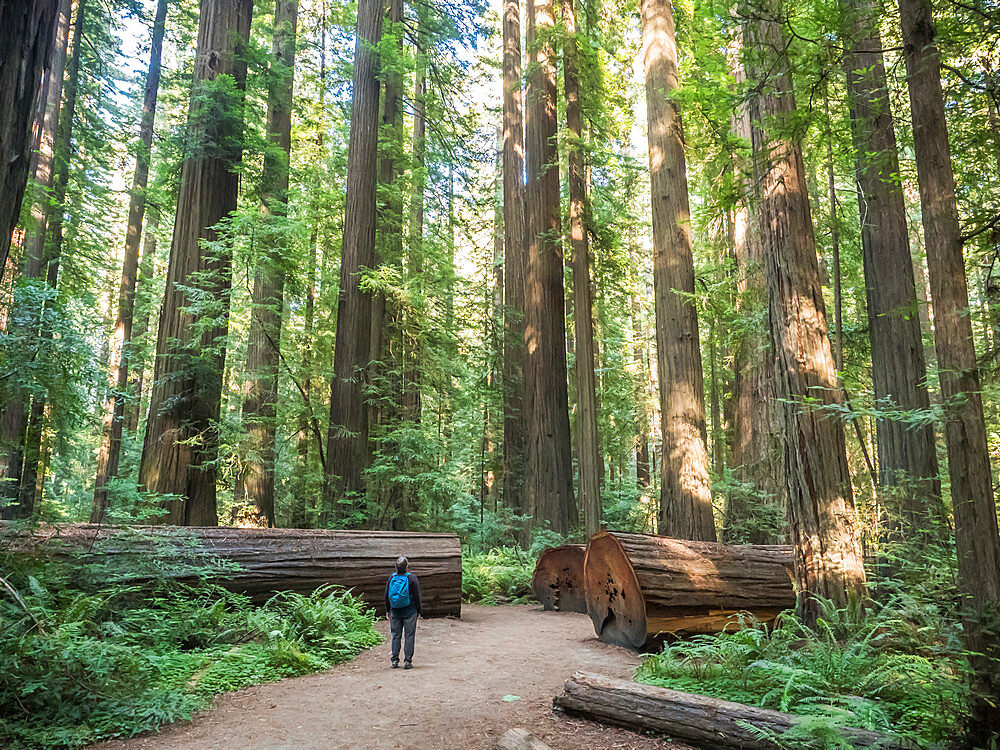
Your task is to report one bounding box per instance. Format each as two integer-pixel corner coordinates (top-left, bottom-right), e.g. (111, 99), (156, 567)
(553, 672), (912, 749)
(531, 544), (587, 613)
(583, 531), (794, 648)
(496, 728), (552, 750)
(2, 523), (462, 617)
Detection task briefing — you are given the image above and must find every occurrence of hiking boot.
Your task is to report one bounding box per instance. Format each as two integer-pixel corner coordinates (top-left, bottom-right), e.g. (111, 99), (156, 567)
(391, 660), (399, 669)
(403, 661), (413, 670)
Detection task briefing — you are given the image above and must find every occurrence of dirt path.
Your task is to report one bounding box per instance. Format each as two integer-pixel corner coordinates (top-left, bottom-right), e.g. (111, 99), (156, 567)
(96, 604), (682, 750)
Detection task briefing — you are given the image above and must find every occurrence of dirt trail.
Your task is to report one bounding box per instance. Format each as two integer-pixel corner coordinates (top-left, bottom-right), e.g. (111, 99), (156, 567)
(96, 604), (681, 750)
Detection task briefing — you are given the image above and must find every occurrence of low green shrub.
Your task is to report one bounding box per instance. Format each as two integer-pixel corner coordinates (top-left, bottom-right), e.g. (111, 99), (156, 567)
(635, 598), (970, 749)
(0, 572), (381, 749)
(461, 547), (535, 605)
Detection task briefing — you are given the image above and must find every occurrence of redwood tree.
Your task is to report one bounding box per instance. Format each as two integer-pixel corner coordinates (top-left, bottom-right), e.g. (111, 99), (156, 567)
(233, 0), (298, 528)
(92, 0), (170, 523)
(502, 0), (527, 513)
(744, 2), (866, 624)
(323, 0), (383, 513)
(138, 0), (253, 526)
(642, 0), (715, 541)
(898, 0), (1000, 732)
(523, 0), (575, 536)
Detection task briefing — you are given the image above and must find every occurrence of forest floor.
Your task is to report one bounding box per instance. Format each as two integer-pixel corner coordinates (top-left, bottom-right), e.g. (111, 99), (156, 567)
(93, 604), (684, 750)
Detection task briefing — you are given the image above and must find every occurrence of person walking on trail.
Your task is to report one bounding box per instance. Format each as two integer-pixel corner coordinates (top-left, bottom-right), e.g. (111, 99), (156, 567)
(386, 556), (422, 669)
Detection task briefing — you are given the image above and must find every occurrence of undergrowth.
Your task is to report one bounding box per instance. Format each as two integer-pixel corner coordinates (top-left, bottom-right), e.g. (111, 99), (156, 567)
(635, 597), (970, 749)
(0, 571), (381, 749)
(461, 547), (535, 604)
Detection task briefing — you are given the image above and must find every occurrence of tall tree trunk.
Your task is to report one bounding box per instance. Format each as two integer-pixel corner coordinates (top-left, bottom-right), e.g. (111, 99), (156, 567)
(126, 207), (159, 435)
(323, 0), (382, 514)
(502, 0), (527, 513)
(0, 0), (68, 518)
(642, 0), (715, 541)
(725, 28), (786, 544)
(563, 0), (601, 536)
(91, 0), (169, 523)
(898, 0), (1000, 733)
(17, 0), (85, 512)
(524, 0), (575, 536)
(743, 4), (866, 624)
(841, 0), (942, 527)
(403, 5), (426, 425)
(824, 96), (843, 373)
(137, 0), (253, 526)
(233, 0), (298, 528)
(0, 0), (60, 280)
(630, 262), (652, 489)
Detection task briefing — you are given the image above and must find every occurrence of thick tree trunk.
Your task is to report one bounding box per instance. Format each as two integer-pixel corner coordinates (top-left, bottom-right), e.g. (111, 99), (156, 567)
(743, 6), (866, 624)
(138, 0), (253, 526)
(531, 543), (586, 612)
(323, 0), (382, 513)
(0, 0), (68, 518)
(502, 0), (527, 512)
(523, 0), (575, 536)
(583, 531), (794, 648)
(92, 0), (169, 523)
(0, 0), (60, 279)
(563, 0), (601, 537)
(724, 31), (786, 544)
(642, 0), (715, 541)
(17, 0), (85, 512)
(232, 0), (298, 528)
(5, 523), (462, 616)
(842, 0), (942, 526)
(897, 0), (1000, 735)
(553, 672), (911, 749)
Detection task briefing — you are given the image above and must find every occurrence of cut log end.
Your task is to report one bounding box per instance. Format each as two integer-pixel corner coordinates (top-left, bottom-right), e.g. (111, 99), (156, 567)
(531, 545), (587, 613)
(583, 531), (647, 649)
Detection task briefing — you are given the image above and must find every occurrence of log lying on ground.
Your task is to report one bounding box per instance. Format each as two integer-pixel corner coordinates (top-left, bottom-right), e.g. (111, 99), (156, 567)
(496, 728), (552, 750)
(553, 672), (912, 749)
(2, 524), (462, 617)
(531, 544), (586, 612)
(583, 531), (794, 648)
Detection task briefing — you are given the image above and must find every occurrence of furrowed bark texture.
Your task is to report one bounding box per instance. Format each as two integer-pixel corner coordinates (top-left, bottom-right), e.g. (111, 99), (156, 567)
(553, 672), (912, 749)
(642, 0), (715, 541)
(0, 0), (59, 278)
(583, 531), (793, 648)
(524, 0), (575, 536)
(563, 0), (602, 536)
(502, 0), (527, 512)
(842, 0), (942, 523)
(4, 524), (462, 617)
(324, 0), (382, 510)
(744, 7), (866, 624)
(898, 0), (1000, 734)
(531, 544), (587, 612)
(138, 0), (253, 525)
(233, 0), (298, 528)
(92, 0), (169, 523)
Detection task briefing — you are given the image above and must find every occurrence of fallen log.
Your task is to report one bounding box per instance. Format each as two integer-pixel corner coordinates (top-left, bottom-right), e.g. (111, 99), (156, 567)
(583, 531), (794, 648)
(553, 672), (912, 749)
(496, 728), (552, 750)
(531, 545), (587, 613)
(2, 524), (462, 617)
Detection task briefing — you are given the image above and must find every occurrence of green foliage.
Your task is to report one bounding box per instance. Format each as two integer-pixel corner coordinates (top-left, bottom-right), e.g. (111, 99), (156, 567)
(0, 567), (381, 749)
(636, 599), (971, 748)
(461, 547), (535, 605)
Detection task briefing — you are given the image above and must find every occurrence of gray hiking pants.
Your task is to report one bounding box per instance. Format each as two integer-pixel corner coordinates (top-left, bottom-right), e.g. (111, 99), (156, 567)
(390, 608), (417, 663)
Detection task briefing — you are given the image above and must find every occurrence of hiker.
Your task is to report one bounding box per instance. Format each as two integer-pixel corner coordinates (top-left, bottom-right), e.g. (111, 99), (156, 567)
(385, 556), (422, 669)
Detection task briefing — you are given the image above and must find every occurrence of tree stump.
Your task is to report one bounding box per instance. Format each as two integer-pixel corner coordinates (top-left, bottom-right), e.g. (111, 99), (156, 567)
(531, 544), (586, 612)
